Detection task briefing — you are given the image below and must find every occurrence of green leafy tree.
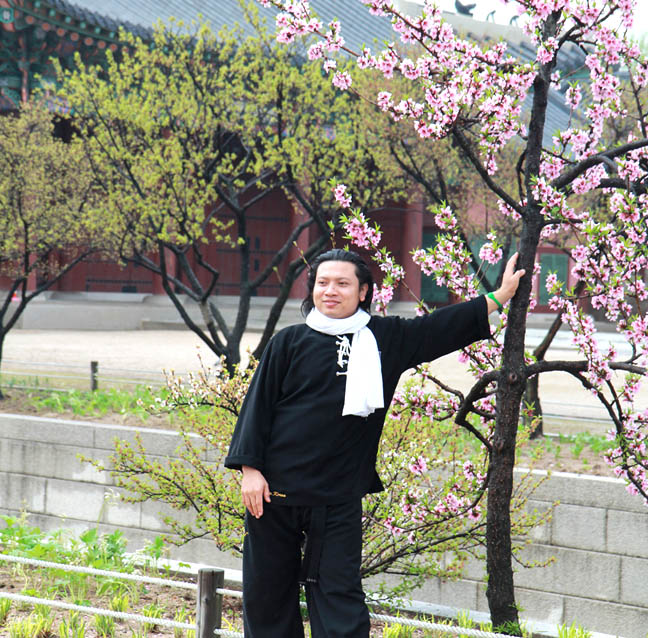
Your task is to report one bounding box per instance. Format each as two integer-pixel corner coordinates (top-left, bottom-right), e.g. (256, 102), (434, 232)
(53, 10), (404, 370)
(0, 103), (97, 396)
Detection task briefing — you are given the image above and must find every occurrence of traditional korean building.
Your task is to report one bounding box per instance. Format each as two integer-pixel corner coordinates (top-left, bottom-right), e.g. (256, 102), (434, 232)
(0, 0), (580, 309)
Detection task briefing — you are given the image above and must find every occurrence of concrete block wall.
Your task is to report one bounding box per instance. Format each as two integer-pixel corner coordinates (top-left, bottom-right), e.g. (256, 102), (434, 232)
(1, 414), (647, 636)
(0, 413), (240, 570)
(409, 471), (648, 637)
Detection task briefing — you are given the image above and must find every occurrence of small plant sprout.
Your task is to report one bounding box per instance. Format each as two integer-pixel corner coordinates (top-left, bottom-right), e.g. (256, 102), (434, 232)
(0, 597), (12, 626)
(58, 611), (86, 638)
(557, 621), (593, 638)
(94, 613), (115, 638)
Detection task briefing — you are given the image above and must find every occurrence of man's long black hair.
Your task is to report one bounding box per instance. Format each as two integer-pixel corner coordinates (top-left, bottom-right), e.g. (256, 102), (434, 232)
(301, 249), (374, 316)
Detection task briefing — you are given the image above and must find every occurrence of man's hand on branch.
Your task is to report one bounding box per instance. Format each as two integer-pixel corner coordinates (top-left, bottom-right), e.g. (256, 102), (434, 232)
(486, 252), (526, 314)
(241, 465), (271, 518)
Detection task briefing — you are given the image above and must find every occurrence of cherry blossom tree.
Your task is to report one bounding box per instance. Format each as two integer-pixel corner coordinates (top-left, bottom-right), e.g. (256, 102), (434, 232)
(258, 0), (648, 631)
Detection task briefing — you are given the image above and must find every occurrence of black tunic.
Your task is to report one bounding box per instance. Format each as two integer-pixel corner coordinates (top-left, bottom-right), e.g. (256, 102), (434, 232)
(225, 296), (490, 505)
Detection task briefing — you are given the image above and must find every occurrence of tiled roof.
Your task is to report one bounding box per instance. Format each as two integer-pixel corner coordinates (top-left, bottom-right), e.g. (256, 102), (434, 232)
(46, 0), (578, 144)
(48, 0), (397, 52)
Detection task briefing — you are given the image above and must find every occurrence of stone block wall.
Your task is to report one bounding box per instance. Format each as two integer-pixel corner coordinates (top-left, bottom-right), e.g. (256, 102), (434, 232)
(1, 414), (646, 636)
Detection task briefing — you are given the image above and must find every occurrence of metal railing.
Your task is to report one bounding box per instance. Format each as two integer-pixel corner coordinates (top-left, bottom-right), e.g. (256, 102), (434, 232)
(0, 358), (198, 392)
(0, 553), (236, 637)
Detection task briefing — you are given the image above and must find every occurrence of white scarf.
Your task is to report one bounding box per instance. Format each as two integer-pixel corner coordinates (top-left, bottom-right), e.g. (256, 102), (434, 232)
(306, 308), (384, 417)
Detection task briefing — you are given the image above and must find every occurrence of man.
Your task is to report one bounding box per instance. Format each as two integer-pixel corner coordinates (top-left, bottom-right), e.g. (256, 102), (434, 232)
(225, 248), (524, 637)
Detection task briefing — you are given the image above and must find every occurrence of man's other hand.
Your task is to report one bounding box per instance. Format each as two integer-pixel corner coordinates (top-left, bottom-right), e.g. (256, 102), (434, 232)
(241, 465), (271, 518)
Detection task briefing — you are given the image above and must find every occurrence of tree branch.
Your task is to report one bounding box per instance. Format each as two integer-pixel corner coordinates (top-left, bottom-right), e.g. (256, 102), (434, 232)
(552, 139), (648, 191)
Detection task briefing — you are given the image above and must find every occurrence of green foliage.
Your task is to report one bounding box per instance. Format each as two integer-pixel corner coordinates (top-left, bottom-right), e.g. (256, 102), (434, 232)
(0, 518), (190, 635)
(94, 613), (115, 638)
(492, 619), (532, 637)
(109, 593), (130, 613)
(141, 602), (165, 634)
(557, 432), (614, 459)
(136, 535), (168, 570)
(0, 102), (98, 321)
(382, 620), (414, 637)
(27, 385), (164, 419)
(557, 621), (592, 638)
(0, 514), (129, 569)
(7, 612), (53, 638)
(0, 514), (140, 611)
(173, 607), (195, 638)
(58, 612), (86, 638)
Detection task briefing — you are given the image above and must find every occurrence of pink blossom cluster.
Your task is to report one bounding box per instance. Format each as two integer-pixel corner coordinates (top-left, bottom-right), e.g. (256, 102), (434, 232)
(389, 383), (462, 425)
(340, 211), (408, 313)
(411, 214), (480, 300)
(604, 412), (648, 499)
(408, 456), (428, 475)
(341, 211), (382, 250)
(540, 154), (566, 180)
(565, 84), (582, 109)
(498, 198), (522, 221)
(462, 459), (487, 484)
(571, 164), (607, 195)
(556, 194), (648, 501)
(562, 302), (612, 389)
(263, 0), (538, 171)
(478, 232), (503, 265)
(332, 71), (352, 90)
(536, 37), (558, 65)
(333, 183), (352, 208)
(434, 206), (458, 230)
(531, 176), (571, 221)
(432, 491), (481, 521)
(373, 284), (394, 314)
(272, 2), (321, 43)
(383, 515), (405, 537)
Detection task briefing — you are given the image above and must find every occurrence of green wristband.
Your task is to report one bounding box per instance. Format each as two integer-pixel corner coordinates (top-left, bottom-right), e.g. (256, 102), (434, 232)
(487, 291), (504, 312)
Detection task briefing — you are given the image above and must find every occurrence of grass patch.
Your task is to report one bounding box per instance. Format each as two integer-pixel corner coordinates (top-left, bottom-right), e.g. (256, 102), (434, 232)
(27, 386), (166, 420)
(0, 515), (197, 637)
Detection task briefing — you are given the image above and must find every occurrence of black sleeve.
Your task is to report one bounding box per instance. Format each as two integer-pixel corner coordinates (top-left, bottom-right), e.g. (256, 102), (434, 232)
(378, 295), (491, 373)
(224, 331), (289, 472)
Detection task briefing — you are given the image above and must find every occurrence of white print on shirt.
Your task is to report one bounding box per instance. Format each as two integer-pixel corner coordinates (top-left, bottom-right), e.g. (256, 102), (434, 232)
(335, 335), (351, 376)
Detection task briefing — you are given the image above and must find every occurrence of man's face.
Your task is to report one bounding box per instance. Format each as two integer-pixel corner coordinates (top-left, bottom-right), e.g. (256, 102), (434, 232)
(312, 260), (368, 319)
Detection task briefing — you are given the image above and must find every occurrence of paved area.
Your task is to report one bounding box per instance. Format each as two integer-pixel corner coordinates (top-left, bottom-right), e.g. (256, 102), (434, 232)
(4, 326), (647, 435)
(3, 329), (258, 375)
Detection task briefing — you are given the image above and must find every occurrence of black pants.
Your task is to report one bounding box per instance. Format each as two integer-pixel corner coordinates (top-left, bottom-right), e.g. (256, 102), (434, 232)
(242, 499), (370, 638)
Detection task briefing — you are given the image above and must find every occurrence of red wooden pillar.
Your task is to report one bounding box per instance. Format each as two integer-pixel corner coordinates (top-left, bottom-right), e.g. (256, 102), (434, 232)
(400, 197), (423, 302)
(288, 202), (310, 299)
(152, 248), (177, 295)
(48, 251), (62, 291)
(26, 269), (37, 291)
(24, 252), (38, 291)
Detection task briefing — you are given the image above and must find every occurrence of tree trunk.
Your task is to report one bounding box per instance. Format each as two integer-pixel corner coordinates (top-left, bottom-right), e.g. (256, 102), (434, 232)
(485, 12), (559, 630)
(486, 225), (539, 632)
